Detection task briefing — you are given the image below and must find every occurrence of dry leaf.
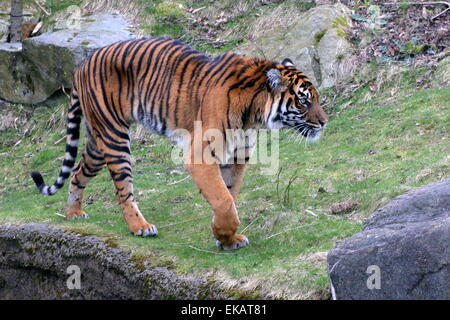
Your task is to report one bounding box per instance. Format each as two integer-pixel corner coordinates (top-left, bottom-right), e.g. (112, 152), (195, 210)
(330, 201), (359, 214)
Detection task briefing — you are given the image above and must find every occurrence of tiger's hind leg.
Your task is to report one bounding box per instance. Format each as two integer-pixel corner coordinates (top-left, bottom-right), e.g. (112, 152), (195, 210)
(101, 134), (158, 237)
(66, 141), (105, 219)
(220, 163), (247, 202)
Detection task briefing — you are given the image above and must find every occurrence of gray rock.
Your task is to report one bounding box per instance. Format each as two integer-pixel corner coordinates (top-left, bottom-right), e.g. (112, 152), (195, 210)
(295, 47), (322, 87)
(0, 13), (135, 104)
(316, 29), (355, 88)
(0, 223), (234, 299)
(327, 179), (450, 300)
(237, 3), (355, 88)
(0, 18), (8, 42)
(364, 179), (450, 230)
(0, 42), (37, 103)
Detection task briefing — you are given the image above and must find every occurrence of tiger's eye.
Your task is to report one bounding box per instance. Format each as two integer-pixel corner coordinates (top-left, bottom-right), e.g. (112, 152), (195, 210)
(299, 97), (308, 105)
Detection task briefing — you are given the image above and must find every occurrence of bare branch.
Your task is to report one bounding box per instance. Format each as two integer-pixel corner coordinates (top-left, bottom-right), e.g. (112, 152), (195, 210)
(33, 0), (50, 16)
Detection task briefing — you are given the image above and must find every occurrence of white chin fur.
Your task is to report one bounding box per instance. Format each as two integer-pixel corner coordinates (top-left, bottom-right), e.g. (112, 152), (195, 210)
(267, 121), (284, 130)
(306, 131), (321, 142)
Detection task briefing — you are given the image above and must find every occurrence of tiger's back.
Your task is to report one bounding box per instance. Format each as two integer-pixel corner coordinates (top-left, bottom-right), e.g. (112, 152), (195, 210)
(75, 37), (265, 138)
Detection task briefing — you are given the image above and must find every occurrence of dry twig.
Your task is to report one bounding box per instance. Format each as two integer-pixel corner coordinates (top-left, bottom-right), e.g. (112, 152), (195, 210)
(168, 175), (190, 185)
(61, 86), (71, 98)
(263, 222), (316, 240)
(304, 209), (318, 217)
(33, 0), (50, 16)
(241, 216), (261, 233)
(54, 135), (66, 145)
(187, 245), (233, 255)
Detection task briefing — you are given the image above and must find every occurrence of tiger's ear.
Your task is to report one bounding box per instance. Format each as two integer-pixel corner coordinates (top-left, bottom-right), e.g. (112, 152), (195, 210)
(281, 58), (295, 67)
(266, 68), (288, 92)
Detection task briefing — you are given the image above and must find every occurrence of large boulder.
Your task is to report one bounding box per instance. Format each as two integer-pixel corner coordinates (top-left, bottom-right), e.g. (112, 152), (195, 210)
(327, 179), (450, 300)
(0, 13), (135, 104)
(237, 3), (355, 88)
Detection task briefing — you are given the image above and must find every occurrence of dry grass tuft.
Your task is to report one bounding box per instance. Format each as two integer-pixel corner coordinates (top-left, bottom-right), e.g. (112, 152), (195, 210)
(300, 251), (329, 264)
(211, 269), (328, 300)
(247, 4), (301, 42)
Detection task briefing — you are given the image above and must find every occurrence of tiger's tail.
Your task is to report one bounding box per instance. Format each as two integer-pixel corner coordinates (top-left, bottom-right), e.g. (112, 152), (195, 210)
(30, 87), (82, 196)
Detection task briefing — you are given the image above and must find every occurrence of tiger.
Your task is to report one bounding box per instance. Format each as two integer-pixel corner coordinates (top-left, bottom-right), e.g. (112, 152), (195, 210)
(30, 37), (328, 250)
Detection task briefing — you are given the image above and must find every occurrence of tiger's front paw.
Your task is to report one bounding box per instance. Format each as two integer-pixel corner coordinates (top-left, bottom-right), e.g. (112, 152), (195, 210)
(130, 223), (158, 237)
(216, 234), (249, 250)
(66, 209), (89, 219)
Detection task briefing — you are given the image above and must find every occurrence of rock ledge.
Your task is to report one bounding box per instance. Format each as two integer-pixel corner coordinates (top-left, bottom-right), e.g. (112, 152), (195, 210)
(0, 223), (233, 299)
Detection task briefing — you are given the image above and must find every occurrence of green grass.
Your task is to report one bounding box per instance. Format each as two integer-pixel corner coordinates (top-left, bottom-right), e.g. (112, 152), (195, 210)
(1, 64), (449, 299)
(141, 0), (187, 39)
(44, 0), (84, 13)
(314, 30), (326, 46)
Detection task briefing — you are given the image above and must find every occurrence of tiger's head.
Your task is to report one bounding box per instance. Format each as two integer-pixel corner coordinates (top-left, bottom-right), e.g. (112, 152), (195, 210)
(265, 58), (327, 142)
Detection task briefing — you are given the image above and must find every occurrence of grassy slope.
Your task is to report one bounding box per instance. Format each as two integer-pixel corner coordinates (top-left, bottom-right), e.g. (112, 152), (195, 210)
(1, 0), (449, 299)
(1, 61), (448, 298)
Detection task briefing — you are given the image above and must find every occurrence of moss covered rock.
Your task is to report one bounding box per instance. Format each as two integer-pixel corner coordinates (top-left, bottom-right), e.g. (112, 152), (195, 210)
(0, 14), (135, 104)
(0, 223), (233, 299)
(238, 3), (355, 88)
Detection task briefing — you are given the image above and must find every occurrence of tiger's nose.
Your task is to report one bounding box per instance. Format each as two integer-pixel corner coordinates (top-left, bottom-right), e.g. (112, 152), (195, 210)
(318, 119), (327, 128)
